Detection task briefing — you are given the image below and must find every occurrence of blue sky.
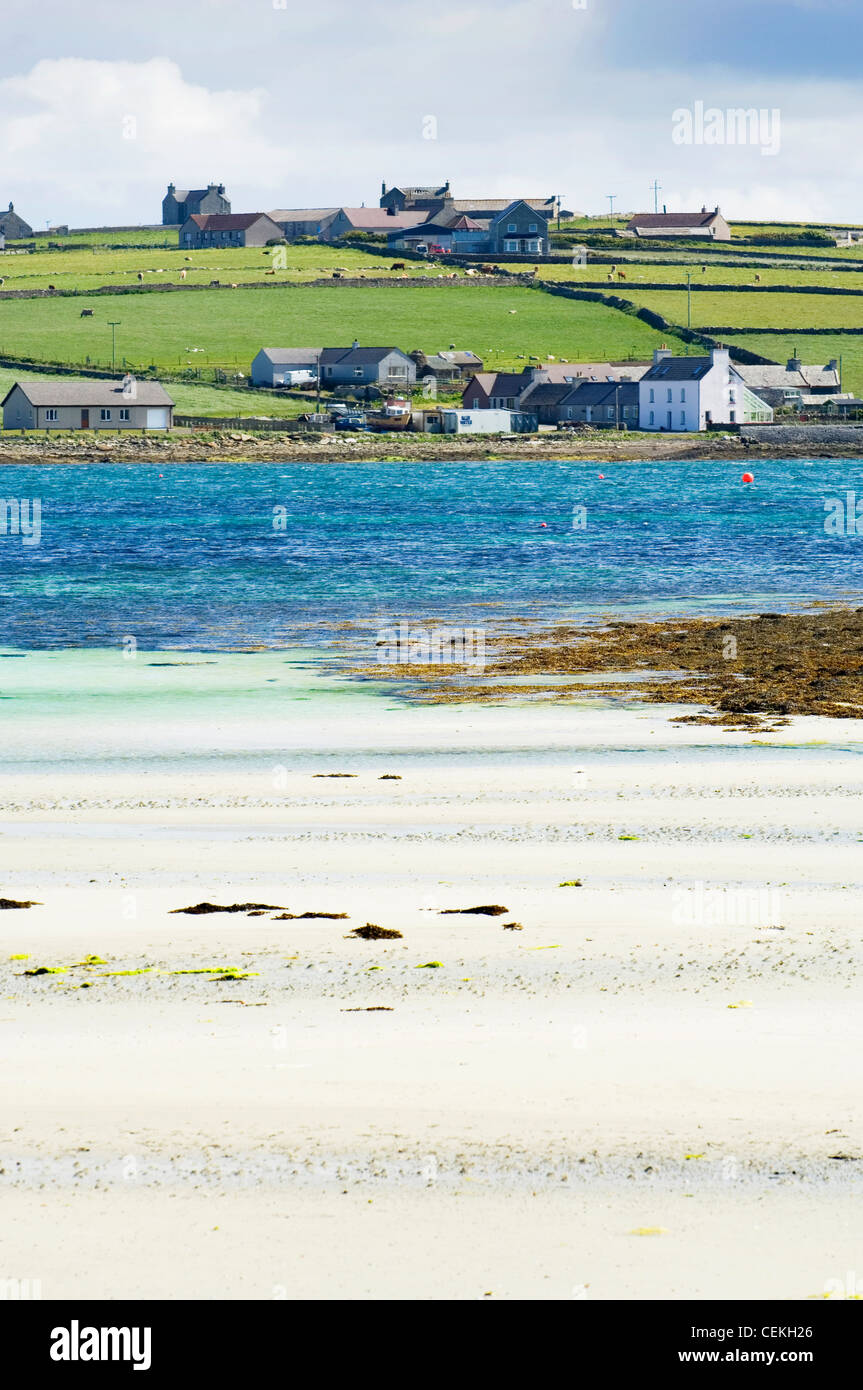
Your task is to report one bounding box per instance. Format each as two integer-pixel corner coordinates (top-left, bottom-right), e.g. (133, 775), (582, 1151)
(0, 0), (858, 228)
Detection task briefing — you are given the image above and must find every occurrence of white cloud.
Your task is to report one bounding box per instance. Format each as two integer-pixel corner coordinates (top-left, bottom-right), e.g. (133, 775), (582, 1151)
(0, 58), (286, 226)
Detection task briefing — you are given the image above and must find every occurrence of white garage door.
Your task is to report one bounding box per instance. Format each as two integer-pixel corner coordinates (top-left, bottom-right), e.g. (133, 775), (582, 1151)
(146, 408), (170, 429)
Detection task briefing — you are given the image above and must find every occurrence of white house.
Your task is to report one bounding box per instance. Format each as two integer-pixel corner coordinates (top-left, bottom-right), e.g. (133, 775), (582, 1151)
(251, 348), (322, 387)
(638, 348), (772, 431)
(2, 378), (174, 431)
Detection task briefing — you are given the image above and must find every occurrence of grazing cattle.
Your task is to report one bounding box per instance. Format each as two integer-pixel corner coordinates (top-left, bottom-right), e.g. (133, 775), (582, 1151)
(209, 280), (220, 286)
(80, 309), (93, 317)
(265, 269), (275, 275)
(390, 262), (406, 271)
(701, 264), (707, 273)
(332, 272), (342, 278)
(610, 265), (617, 275)
(48, 284), (56, 291)
(617, 270), (627, 280)
(754, 273), (762, 283)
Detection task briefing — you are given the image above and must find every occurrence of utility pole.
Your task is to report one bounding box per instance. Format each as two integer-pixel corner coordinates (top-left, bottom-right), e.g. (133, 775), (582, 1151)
(686, 272), (692, 329)
(108, 322), (121, 371)
(607, 194), (616, 226)
(650, 179), (662, 214)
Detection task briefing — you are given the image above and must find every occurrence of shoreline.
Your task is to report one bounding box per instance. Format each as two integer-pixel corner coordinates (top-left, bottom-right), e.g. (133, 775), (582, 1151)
(1, 431), (862, 464)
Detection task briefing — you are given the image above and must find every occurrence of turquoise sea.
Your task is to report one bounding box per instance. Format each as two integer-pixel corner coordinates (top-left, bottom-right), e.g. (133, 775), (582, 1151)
(0, 459), (861, 650)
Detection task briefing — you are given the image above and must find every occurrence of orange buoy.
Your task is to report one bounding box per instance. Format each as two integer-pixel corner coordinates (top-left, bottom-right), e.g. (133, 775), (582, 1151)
(742, 471), (754, 483)
(598, 473), (605, 479)
(540, 522), (548, 528)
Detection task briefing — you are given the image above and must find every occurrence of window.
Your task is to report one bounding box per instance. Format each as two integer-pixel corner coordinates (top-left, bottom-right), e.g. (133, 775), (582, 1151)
(45, 408), (58, 422)
(730, 410), (736, 423)
(680, 411), (686, 426)
(528, 223), (538, 233)
(666, 388), (672, 402)
(607, 407), (614, 419)
(507, 223), (517, 233)
(326, 365), (333, 376)
(119, 408), (130, 421)
(504, 239), (518, 252)
(353, 368), (363, 378)
(566, 408), (573, 419)
(472, 399), (480, 409)
(526, 239), (541, 253)
(729, 389), (736, 403)
(649, 388), (655, 402)
(680, 388), (686, 402)
(649, 410), (655, 426)
(100, 409), (111, 421)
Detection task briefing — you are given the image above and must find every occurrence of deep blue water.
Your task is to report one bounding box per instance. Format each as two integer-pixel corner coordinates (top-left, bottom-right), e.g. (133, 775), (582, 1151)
(0, 458), (861, 648)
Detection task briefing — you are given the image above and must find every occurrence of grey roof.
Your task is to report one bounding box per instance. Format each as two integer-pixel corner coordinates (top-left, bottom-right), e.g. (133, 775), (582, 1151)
(643, 356), (740, 382)
(450, 198), (554, 214)
(737, 364), (841, 389)
(520, 382), (575, 406)
(3, 379), (174, 407)
(320, 346), (411, 365)
(257, 348), (323, 364)
(268, 209), (338, 222)
(561, 380), (639, 407)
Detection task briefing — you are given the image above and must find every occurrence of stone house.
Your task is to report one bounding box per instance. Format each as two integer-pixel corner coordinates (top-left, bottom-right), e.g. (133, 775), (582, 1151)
(179, 212), (283, 248)
(163, 183), (230, 226)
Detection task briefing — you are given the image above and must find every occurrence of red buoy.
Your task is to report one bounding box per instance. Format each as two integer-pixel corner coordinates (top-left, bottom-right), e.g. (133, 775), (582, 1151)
(742, 472), (754, 483)
(598, 473), (605, 479)
(540, 522), (548, 528)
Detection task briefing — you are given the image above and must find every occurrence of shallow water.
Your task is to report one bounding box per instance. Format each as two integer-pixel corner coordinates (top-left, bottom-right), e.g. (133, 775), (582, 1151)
(0, 458), (861, 649)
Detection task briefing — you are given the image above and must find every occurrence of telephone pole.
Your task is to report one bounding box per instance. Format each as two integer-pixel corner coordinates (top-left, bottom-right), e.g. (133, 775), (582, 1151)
(108, 322), (121, 372)
(606, 194), (616, 225)
(651, 179), (662, 214)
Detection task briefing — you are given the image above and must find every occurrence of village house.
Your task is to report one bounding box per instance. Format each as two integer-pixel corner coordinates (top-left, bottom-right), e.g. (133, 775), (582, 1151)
(2, 378), (175, 431)
(0, 202), (33, 239)
(179, 212), (283, 248)
(461, 371), (534, 411)
(319, 344), (417, 388)
(556, 380), (641, 428)
(638, 348), (771, 430)
(251, 348), (322, 387)
(267, 209), (339, 241)
(410, 350), (485, 384)
(735, 355), (843, 410)
(380, 182), (452, 213)
(626, 207), (731, 240)
(162, 183), (230, 226)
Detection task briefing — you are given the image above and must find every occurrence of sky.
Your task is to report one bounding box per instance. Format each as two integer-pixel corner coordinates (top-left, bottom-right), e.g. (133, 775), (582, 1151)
(0, 0), (859, 229)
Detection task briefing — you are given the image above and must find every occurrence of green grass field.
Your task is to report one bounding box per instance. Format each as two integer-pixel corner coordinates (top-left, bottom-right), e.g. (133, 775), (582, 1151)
(540, 262), (863, 288)
(0, 242), (464, 294)
(0, 283), (689, 375)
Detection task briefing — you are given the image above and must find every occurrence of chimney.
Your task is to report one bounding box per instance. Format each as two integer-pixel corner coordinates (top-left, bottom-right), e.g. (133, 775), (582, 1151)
(653, 346), (672, 364)
(710, 346), (730, 364)
(826, 358), (839, 372)
(701, 205), (707, 213)
(352, 339), (360, 349)
(787, 351), (802, 372)
(167, 183), (175, 195)
(381, 181), (387, 196)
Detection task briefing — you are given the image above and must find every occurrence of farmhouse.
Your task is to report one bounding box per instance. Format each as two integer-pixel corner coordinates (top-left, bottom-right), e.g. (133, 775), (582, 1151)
(638, 348), (771, 430)
(556, 380), (641, 428)
(380, 182), (452, 212)
(319, 344), (417, 388)
(179, 212), (283, 248)
(0, 202), (33, 239)
(2, 378), (175, 431)
(163, 183), (230, 226)
(626, 207), (731, 240)
(251, 348), (322, 387)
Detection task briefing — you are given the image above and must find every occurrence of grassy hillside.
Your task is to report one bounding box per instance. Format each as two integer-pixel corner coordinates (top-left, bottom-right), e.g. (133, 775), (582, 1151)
(0, 283), (689, 375)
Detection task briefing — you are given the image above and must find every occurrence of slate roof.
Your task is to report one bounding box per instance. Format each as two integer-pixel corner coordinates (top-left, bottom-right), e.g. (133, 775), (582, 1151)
(627, 210), (724, 230)
(3, 380), (174, 406)
(188, 213), (275, 231)
(319, 346), (410, 365)
(737, 363), (841, 389)
(642, 356), (736, 382)
(257, 348), (323, 364)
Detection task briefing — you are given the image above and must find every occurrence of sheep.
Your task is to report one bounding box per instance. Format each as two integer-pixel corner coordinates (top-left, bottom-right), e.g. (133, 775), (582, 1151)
(179, 269), (187, 280)
(137, 272), (144, 283)
(701, 264), (707, 273)
(230, 283), (238, 288)
(265, 269), (276, 275)
(754, 273), (762, 284)
(80, 308), (93, 317)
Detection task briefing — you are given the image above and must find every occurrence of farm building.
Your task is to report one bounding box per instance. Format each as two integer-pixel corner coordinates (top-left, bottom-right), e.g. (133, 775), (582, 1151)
(322, 208), (430, 241)
(179, 212), (283, 248)
(267, 209), (339, 241)
(626, 207), (731, 240)
(0, 202), (33, 239)
(2, 378), (175, 431)
(461, 371), (534, 411)
(319, 345), (417, 388)
(251, 348), (322, 387)
(638, 348), (771, 431)
(163, 183), (230, 226)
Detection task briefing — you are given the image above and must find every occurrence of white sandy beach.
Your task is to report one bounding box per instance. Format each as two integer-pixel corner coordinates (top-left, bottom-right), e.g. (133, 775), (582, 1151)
(1, 652), (862, 1299)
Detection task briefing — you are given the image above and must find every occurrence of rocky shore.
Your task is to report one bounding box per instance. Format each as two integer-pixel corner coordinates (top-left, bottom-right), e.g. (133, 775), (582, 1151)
(1, 428), (862, 465)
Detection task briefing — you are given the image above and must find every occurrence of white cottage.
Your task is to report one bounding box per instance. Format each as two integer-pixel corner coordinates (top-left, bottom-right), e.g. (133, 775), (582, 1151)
(638, 348), (772, 431)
